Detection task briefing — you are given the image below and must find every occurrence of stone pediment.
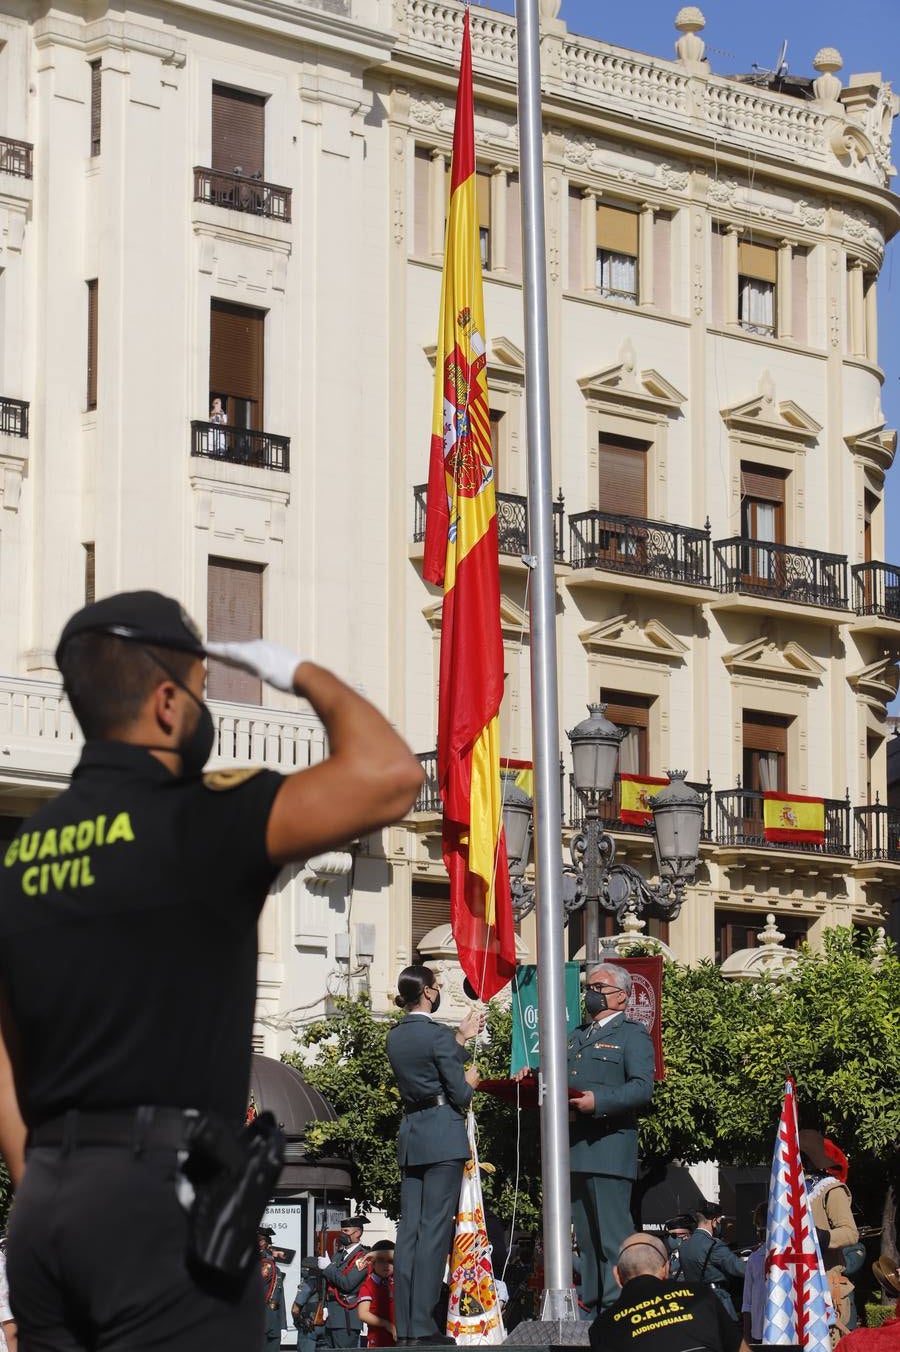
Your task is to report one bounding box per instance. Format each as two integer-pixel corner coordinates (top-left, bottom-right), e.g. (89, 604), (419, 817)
(579, 614), (687, 665)
(846, 424), (897, 479)
(423, 593), (529, 639)
(578, 339), (686, 417)
(487, 335), (525, 374)
(723, 638), (825, 685)
(721, 372), (821, 450)
(847, 655), (900, 708)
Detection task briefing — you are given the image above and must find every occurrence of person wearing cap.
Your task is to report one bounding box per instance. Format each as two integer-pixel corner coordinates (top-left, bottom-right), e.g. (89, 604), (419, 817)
(589, 1232), (751, 1352)
(0, 591), (424, 1352)
(678, 1205), (746, 1321)
(316, 1216), (373, 1348)
(258, 1228), (287, 1347)
(357, 1240), (396, 1348)
(567, 962), (656, 1312)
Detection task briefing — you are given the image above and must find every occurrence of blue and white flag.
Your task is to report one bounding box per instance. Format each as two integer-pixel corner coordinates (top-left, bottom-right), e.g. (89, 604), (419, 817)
(763, 1079), (834, 1350)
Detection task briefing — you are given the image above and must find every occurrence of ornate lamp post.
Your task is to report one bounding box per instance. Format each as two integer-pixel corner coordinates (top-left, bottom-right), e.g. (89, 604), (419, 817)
(504, 705), (705, 961)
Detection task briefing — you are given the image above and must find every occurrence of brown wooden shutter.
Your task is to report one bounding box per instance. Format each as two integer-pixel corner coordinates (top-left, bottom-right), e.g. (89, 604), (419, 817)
(84, 544), (95, 605)
(599, 435), (648, 517)
(207, 559), (264, 703)
(90, 61), (101, 156)
(739, 240), (777, 283)
(741, 463), (786, 502)
(209, 301), (265, 428)
(410, 881), (451, 957)
(597, 204), (638, 257)
(86, 279), (98, 410)
(742, 712), (789, 754)
(211, 84), (265, 177)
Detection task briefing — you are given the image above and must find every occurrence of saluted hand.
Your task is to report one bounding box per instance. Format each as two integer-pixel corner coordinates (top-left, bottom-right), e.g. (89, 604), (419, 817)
(204, 639), (302, 693)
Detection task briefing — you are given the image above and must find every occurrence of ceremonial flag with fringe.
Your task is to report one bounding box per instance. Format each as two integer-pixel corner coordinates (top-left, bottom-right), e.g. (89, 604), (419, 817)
(619, 773), (669, 826)
(763, 1078), (834, 1350)
(446, 1112), (505, 1344)
(763, 793), (825, 845)
(423, 8), (515, 1002)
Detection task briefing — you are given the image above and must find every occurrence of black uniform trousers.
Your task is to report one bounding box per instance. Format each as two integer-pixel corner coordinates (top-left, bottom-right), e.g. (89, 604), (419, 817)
(8, 1145), (265, 1352)
(393, 1159), (464, 1341)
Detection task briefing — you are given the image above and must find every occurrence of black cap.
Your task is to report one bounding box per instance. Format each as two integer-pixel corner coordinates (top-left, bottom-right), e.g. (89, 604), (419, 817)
(340, 1215), (369, 1230)
(56, 591), (206, 666)
(664, 1214), (696, 1234)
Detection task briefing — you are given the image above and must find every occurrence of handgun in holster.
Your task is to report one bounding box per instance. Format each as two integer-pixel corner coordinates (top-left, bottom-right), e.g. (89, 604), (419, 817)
(182, 1109), (285, 1282)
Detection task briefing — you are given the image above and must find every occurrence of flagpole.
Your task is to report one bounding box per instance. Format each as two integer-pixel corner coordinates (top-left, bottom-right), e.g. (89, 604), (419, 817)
(515, 0), (576, 1320)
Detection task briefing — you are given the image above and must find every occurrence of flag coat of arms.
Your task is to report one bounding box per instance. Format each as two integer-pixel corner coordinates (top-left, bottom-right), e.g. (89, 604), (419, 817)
(445, 1113), (505, 1344)
(423, 7), (515, 1002)
(763, 1079), (834, 1350)
(619, 774), (669, 826)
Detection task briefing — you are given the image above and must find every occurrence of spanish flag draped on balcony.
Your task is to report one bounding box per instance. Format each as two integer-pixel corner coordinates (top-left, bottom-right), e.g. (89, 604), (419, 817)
(423, 8), (515, 1002)
(763, 792), (825, 846)
(619, 774), (669, 827)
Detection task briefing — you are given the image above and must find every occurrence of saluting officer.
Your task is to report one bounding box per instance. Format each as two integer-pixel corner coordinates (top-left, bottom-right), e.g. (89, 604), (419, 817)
(0, 592), (423, 1352)
(315, 1215), (372, 1348)
(386, 965), (483, 1346)
(568, 963), (655, 1313)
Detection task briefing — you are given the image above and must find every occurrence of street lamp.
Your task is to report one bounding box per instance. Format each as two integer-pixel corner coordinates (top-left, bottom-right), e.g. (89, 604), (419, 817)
(503, 704), (704, 960)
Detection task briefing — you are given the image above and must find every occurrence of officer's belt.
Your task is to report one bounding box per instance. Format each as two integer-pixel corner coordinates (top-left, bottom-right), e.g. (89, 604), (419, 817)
(28, 1106), (200, 1152)
(403, 1092), (447, 1114)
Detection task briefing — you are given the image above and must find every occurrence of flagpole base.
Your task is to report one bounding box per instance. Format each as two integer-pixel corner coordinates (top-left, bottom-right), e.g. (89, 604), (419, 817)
(502, 1291), (587, 1345)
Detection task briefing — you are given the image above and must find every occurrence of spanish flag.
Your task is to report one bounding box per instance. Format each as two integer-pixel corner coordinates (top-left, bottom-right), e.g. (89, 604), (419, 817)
(763, 792), (825, 845)
(619, 774), (669, 826)
(423, 8), (515, 1002)
(500, 757), (534, 800)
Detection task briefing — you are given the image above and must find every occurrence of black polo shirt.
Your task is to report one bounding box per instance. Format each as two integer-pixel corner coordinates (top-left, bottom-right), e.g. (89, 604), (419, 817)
(0, 741), (283, 1128)
(589, 1275), (743, 1352)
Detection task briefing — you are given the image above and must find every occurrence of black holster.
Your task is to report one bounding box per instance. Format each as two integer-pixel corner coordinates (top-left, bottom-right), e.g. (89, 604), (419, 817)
(182, 1110), (285, 1282)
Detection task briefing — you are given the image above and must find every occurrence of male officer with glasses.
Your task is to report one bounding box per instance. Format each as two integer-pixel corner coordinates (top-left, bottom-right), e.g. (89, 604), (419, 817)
(568, 962), (655, 1314)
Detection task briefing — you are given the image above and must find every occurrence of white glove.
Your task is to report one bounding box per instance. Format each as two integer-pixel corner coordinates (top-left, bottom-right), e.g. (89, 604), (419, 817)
(204, 639), (301, 694)
(316, 1256), (331, 1272)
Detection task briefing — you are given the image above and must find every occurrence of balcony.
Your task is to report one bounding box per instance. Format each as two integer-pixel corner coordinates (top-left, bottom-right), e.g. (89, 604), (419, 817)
(191, 421), (289, 473)
(0, 137), (33, 179)
(412, 484), (565, 562)
(715, 789), (851, 856)
(193, 167), (291, 223)
(567, 773), (714, 841)
(414, 750), (441, 814)
(851, 562), (900, 621)
(713, 538), (848, 613)
(568, 511), (711, 589)
(0, 398), (28, 439)
(854, 803), (900, 863)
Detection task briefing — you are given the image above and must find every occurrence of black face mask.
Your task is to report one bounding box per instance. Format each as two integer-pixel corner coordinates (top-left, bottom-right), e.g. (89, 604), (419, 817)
(584, 989), (608, 1017)
(336, 1235), (351, 1251)
(666, 1235), (680, 1253)
(428, 990), (441, 1015)
(139, 649), (214, 777)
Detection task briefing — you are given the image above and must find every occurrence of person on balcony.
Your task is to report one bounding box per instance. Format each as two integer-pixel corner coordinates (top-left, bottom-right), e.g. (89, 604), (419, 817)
(209, 395), (228, 458)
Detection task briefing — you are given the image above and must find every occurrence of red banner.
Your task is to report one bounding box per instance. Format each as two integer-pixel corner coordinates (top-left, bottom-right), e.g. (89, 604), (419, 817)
(606, 954), (665, 1081)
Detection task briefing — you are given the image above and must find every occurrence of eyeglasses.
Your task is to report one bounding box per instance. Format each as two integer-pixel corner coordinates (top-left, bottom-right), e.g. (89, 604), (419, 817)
(585, 982), (618, 993)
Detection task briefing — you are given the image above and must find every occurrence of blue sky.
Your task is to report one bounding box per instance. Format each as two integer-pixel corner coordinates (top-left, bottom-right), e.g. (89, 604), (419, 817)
(483, 0), (900, 564)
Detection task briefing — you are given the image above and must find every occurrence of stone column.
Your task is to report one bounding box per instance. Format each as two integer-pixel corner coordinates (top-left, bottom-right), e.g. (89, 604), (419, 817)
(777, 240), (793, 339)
(723, 224), (740, 327)
(581, 188), (597, 292)
(848, 258), (865, 356)
(491, 165), (508, 274)
(428, 147), (445, 258)
(865, 273), (878, 363)
(639, 204), (656, 306)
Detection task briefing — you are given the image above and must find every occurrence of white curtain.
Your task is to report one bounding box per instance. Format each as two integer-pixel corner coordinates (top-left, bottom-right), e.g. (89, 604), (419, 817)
(740, 277), (775, 333)
(619, 728), (640, 776)
(597, 250), (637, 302)
(757, 752), (779, 791)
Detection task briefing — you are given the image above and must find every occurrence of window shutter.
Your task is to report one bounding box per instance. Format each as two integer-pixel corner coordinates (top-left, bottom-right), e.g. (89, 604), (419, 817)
(84, 544), (96, 605)
(738, 240), (777, 283)
(599, 435), (648, 517)
(602, 691), (652, 728)
(207, 559), (264, 704)
(476, 170), (491, 232)
(211, 84), (265, 177)
(410, 882), (451, 957)
(741, 462), (786, 503)
(89, 61), (101, 156)
(209, 301), (265, 428)
(597, 204), (638, 257)
(86, 280), (98, 411)
(742, 712), (789, 754)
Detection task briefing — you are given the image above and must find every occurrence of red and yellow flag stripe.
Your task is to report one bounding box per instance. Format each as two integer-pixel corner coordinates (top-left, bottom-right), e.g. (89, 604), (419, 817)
(423, 9), (515, 1002)
(763, 792), (825, 845)
(619, 774), (669, 826)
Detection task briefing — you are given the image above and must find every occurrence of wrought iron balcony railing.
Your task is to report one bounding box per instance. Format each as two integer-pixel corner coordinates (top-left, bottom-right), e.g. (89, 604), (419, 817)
(0, 137), (33, 179)
(0, 397), (28, 438)
(714, 538), (848, 608)
(567, 772), (714, 840)
(414, 751), (441, 813)
(568, 511), (711, 585)
(412, 484), (565, 561)
(193, 166), (292, 223)
(854, 802), (900, 862)
(716, 789), (851, 855)
(851, 561), (900, 620)
(191, 420), (289, 473)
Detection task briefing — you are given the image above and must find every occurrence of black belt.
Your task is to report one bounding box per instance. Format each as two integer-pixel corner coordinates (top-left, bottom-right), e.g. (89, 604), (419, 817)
(403, 1093), (447, 1114)
(28, 1106), (200, 1152)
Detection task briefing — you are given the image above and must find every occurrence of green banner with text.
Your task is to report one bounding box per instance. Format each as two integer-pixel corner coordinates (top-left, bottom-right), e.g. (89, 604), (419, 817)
(509, 963), (583, 1076)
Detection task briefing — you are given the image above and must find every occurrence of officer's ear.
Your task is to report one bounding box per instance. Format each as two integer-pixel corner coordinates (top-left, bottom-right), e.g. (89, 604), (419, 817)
(150, 678), (181, 734)
(612, 1265), (624, 1290)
